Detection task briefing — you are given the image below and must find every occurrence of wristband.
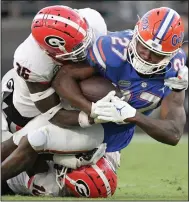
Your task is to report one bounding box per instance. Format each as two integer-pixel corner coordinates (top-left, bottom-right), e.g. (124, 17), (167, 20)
(78, 111), (91, 128)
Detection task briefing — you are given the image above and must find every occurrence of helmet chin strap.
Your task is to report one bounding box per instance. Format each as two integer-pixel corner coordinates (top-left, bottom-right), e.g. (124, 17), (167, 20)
(132, 56), (170, 75)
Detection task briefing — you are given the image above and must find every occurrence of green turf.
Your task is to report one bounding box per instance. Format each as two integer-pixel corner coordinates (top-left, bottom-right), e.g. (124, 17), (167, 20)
(2, 135), (188, 201)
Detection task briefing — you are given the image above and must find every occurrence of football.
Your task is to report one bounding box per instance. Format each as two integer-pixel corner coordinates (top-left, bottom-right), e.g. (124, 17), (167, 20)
(79, 76), (121, 103)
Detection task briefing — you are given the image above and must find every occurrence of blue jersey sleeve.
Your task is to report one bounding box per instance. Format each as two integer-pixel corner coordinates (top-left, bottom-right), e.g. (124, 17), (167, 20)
(165, 48), (187, 79)
(163, 48), (187, 98)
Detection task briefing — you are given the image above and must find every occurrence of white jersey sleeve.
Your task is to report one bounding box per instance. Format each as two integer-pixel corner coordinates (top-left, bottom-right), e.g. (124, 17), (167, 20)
(13, 34), (59, 83)
(77, 8), (107, 40)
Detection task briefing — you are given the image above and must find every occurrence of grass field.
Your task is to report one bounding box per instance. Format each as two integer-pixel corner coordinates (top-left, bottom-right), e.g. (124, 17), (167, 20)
(2, 134), (188, 201)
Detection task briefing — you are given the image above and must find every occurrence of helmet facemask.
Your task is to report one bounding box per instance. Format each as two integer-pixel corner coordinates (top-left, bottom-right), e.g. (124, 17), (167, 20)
(128, 25), (179, 75)
(55, 165), (68, 190)
(55, 27), (94, 62)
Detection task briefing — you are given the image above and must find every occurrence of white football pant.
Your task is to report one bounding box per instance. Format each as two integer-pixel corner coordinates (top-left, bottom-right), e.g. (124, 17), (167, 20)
(13, 114), (104, 154)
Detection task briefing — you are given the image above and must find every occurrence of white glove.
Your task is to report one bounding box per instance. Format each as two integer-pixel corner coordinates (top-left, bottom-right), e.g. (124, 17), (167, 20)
(94, 95), (136, 124)
(164, 65), (188, 90)
(90, 91), (116, 118)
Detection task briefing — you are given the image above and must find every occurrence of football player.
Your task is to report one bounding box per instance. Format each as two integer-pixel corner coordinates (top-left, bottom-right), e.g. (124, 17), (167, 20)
(2, 5), (107, 134)
(1, 5), (120, 182)
(3, 157), (117, 198)
(2, 7), (187, 182)
(53, 7), (188, 149)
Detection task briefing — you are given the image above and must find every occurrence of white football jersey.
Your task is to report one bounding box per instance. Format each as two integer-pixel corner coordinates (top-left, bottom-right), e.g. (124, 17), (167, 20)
(7, 161), (63, 196)
(12, 8), (107, 118)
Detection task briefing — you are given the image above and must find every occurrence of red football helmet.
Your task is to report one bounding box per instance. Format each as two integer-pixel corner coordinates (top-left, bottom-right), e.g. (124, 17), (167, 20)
(31, 5), (94, 62)
(56, 157), (117, 198)
(128, 7), (185, 74)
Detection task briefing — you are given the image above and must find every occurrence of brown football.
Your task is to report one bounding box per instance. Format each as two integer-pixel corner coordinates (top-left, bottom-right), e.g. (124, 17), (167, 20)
(79, 76), (121, 103)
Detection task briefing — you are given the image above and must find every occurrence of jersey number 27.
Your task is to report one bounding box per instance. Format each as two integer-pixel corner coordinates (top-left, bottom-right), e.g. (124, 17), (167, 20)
(111, 36), (130, 60)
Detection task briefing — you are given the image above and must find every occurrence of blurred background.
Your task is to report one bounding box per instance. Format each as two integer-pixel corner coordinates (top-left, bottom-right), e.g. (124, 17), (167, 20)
(1, 1), (188, 133)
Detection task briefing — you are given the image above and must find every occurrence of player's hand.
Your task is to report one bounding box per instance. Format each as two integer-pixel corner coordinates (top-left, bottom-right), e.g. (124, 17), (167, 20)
(164, 65), (188, 90)
(94, 96), (136, 124)
(90, 91), (116, 118)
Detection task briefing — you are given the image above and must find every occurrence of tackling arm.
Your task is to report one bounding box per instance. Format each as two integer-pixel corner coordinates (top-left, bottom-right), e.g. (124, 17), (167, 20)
(129, 91), (186, 145)
(26, 81), (83, 128)
(52, 63), (96, 115)
(52, 35), (116, 115)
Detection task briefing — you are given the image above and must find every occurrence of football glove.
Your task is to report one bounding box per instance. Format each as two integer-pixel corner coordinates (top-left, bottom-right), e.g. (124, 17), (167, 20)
(90, 91), (116, 118)
(164, 65), (188, 90)
(94, 93), (136, 124)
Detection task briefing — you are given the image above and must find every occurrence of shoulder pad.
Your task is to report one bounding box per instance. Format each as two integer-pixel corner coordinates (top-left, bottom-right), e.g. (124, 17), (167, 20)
(78, 8), (107, 39)
(13, 34), (56, 82)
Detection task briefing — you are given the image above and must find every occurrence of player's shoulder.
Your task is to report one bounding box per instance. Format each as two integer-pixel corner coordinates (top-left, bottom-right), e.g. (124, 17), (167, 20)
(78, 8), (107, 39)
(165, 48), (187, 78)
(78, 8), (103, 20)
(88, 30), (133, 69)
(171, 48), (187, 63)
(13, 34), (56, 78)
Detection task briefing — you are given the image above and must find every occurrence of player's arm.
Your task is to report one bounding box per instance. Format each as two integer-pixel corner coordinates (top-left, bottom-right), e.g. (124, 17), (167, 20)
(129, 90), (186, 145)
(15, 59), (89, 128)
(53, 35), (121, 116)
(96, 90), (186, 146)
(130, 51), (188, 145)
(25, 81), (83, 128)
(52, 62), (96, 115)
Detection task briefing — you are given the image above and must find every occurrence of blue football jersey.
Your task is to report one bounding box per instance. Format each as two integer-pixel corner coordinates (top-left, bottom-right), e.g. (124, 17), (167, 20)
(87, 30), (187, 152)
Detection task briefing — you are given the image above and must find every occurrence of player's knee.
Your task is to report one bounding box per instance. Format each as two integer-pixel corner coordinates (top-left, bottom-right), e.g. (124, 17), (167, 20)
(27, 128), (47, 151)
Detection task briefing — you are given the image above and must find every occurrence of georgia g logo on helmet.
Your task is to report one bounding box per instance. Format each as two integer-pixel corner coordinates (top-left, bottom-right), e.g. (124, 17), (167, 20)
(45, 36), (66, 48)
(75, 180), (90, 197)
